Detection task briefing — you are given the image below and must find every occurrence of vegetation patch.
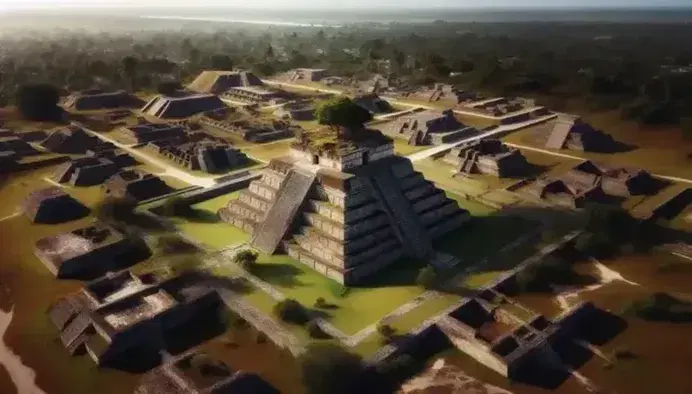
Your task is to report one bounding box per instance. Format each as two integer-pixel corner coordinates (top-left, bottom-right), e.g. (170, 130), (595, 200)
(622, 292), (692, 323)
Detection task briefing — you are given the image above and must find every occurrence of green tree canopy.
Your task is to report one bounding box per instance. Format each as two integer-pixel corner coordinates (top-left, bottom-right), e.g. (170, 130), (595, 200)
(315, 96), (373, 128)
(16, 83), (62, 121)
(232, 249), (258, 271)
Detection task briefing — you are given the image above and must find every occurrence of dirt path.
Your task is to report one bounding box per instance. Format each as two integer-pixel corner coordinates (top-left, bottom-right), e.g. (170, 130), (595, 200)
(400, 358), (513, 394)
(554, 258), (641, 311)
(0, 309), (46, 394)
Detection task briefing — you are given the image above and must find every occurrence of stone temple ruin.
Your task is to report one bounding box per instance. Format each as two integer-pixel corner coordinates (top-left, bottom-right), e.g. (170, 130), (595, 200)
(41, 125), (115, 154)
(103, 169), (174, 202)
(445, 139), (533, 178)
(62, 89), (143, 112)
(525, 160), (665, 208)
(438, 295), (602, 380)
(152, 139), (248, 174)
(273, 100), (316, 121)
(353, 93), (394, 115)
(287, 68), (329, 83)
(141, 93), (228, 121)
(135, 350), (280, 394)
(542, 115), (623, 152)
(188, 70), (285, 104)
(23, 187), (90, 224)
(219, 126), (469, 284)
(200, 117), (295, 143)
(47, 270), (222, 366)
(386, 110), (475, 146)
(35, 222), (144, 278)
(53, 149), (138, 186)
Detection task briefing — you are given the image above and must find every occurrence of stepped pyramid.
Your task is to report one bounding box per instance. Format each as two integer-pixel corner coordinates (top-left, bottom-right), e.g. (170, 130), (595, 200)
(219, 126), (470, 284)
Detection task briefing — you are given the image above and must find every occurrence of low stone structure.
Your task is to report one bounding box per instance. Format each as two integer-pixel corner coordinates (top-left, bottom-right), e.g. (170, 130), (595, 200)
(47, 271), (222, 366)
(154, 140), (248, 173)
(200, 117), (295, 143)
(103, 169), (174, 201)
(353, 93), (394, 114)
(543, 115), (623, 152)
(438, 297), (600, 379)
(273, 101), (315, 121)
(219, 126), (469, 284)
(0, 136), (40, 156)
(23, 187), (90, 224)
(222, 86), (286, 104)
(187, 70), (264, 94)
(62, 89), (142, 112)
(120, 122), (188, 144)
(53, 157), (120, 186)
(41, 125), (113, 154)
(445, 139), (533, 178)
(288, 68), (329, 82)
(468, 97), (536, 117)
(386, 110), (474, 146)
(35, 222), (142, 278)
(141, 93), (228, 121)
(135, 350), (280, 394)
(525, 160), (664, 208)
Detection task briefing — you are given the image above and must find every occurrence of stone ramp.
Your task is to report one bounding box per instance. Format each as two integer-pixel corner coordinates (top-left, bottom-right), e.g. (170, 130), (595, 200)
(365, 166), (434, 259)
(251, 169), (315, 254)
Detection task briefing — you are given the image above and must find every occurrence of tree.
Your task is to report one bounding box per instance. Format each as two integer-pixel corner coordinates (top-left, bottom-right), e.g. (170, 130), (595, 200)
(298, 343), (389, 394)
(232, 249), (258, 271)
(315, 96), (373, 129)
(15, 83), (62, 121)
(415, 266), (438, 290)
(157, 81), (182, 96)
(273, 299), (310, 325)
(210, 54), (233, 70)
(121, 56), (138, 90)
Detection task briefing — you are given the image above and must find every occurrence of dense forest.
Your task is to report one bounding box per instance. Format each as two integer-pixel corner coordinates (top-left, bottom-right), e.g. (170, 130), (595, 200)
(2, 15), (692, 128)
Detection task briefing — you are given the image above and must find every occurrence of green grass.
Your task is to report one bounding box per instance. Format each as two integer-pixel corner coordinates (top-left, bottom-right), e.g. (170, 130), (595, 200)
(388, 294), (462, 334)
(460, 271), (506, 289)
(173, 191), (250, 249)
(392, 139), (429, 156)
(248, 253), (428, 335)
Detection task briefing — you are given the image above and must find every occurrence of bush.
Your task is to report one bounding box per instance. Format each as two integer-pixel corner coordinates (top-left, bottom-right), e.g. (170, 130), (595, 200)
(233, 249), (259, 271)
(314, 297), (327, 308)
(274, 299), (310, 325)
(16, 83), (63, 121)
(315, 96), (373, 128)
(415, 266), (438, 290)
(377, 324), (396, 338)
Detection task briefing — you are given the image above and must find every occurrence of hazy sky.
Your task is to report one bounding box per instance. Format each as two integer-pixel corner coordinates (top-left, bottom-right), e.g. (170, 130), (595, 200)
(0, 0), (688, 10)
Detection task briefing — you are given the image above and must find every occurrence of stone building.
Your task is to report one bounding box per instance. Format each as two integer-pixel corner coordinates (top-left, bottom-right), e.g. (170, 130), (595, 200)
(62, 89), (142, 112)
(135, 351), (280, 394)
(445, 139), (532, 178)
(288, 68), (329, 82)
(141, 93), (228, 121)
(120, 122), (188, 144)
(35, 222), (143, 278)
(219, 126), (469, 284)
(543, 115), (622, 152)
(23, 187), (90, 224)
(386, 110), (473, 146)
(273, 101), (315, 121)
(41, 125), (113, 154)
(53, 157), (120, 186)
(222, 86), (286, 104)
(353, 93), (394, 115)
(437, 298), (600, 379)
(103, 169), (173, 201)
(525, 160), (663, 208)
(47, 271), (222, 366)
(155, 141), (248, 173)
(187, 70), (264, 94)
(200, 117), (295, 143)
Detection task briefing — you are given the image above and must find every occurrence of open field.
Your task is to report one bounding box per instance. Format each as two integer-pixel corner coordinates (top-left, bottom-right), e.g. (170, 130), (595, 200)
(503, 110), (692, 181)
(241, 139), (294, 162)
(173, 191), (250, 250)
(392, 139), (428, 156)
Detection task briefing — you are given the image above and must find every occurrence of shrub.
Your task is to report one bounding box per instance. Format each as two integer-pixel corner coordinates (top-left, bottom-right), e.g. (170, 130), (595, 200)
(233, 249), (259, 271)
(314, 297), (327, 308)
(274, 299), (310, 325)
(377, 324), (396, 338)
